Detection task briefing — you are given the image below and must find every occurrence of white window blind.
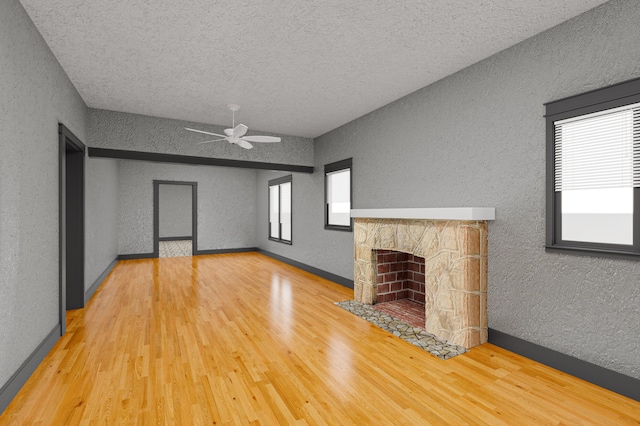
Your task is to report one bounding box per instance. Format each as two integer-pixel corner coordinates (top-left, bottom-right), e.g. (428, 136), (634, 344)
(281, 182), (291, 216)
(554, 102), (640, 192)
(327, 169), (351, 226)
(554, 102), (640, 245)
(269, 185), (280, 239)
(280, 182), (291, 241)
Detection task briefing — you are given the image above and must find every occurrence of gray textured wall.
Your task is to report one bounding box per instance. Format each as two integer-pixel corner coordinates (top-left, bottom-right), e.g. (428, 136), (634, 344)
(258, 0), (640, 380)
(88, 108), (314, 166)
(118, 160), (256, 254)
(84, 158), (119, 290)
(159, 184), (192, 238)
(0, 0), (88, 388)
(256, 170), (354, 279)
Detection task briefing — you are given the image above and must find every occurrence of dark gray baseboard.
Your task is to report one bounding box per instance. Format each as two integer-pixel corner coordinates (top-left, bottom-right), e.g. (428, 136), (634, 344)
(257, 249), (354, 289)
(117, 253), (155, 260)
(119, 248), (258, 259)
(84, 258), (118, 304)
(489, 328), (639, 402)
(195, 247), (258, 255)
(158, 236), (192, 241)
(0, 324), (61, 414)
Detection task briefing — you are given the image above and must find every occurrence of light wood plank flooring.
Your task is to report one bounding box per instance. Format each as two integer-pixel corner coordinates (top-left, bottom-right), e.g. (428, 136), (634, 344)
(1, 252), (639, 424)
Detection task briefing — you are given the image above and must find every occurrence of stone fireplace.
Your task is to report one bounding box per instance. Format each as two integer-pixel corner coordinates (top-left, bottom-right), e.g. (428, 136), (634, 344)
(352, 208), (494, 348)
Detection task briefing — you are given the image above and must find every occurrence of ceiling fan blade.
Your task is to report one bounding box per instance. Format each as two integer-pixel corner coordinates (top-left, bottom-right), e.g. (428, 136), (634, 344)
(236, 139), (254, 149)
(197, 138), (227, 144)
(185, 127), (226, 138)
(233, 124), (248, 138)
(241, 135), (281, 143)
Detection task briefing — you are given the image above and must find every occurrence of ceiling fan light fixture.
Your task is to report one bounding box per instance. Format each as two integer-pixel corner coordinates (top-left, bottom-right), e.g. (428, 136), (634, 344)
(185, 104), (281, 149)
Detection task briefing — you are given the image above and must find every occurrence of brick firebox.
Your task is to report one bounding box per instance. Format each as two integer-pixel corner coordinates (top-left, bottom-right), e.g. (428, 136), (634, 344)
(376, 250), (426, 305)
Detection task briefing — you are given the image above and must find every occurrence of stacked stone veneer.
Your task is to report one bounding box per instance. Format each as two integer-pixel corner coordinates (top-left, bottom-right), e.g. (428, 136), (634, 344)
(354, 218), (488, 348)
(376, 250), (426, 304)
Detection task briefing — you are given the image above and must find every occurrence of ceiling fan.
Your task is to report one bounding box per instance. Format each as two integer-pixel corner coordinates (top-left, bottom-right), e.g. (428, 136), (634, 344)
(186, 104), (281, 149)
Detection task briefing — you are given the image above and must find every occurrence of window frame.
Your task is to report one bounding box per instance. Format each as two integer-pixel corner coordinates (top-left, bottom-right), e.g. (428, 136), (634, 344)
(545, 77), (640, 259)
(324, 158), (353, 232)
(268, 175), (292, 244)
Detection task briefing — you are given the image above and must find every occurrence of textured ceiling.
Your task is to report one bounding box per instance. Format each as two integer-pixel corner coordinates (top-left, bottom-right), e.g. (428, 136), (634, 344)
(19, 0), (608, 138)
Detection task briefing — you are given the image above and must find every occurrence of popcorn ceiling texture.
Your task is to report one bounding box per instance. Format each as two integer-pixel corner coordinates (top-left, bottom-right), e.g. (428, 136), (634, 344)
(88, 108), (314, 166)
(259, 0), (640, 380)
(117, 160), (257, 255)
(0, 0), (88, 389)
(19, 0), (609, 138)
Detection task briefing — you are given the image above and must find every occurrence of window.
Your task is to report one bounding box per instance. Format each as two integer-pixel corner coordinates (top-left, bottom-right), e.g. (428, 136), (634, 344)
(268, 175), (292, 244)
(325, 158), (352, 231)
(546, 78), (640, 258)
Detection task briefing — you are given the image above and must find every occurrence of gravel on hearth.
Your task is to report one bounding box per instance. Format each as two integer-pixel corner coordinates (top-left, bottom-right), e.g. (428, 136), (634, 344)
(335, 300), (467, 360)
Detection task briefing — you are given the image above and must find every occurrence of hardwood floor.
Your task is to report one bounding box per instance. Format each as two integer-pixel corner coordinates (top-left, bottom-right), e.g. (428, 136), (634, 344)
(1, 252), (639, 425)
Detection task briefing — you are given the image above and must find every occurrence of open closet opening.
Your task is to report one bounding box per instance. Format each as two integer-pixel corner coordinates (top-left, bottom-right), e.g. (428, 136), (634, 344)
(153, 180), (198, 258)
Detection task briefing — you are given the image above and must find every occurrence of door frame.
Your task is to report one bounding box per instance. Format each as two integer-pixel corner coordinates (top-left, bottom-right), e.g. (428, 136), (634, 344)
(59, 124), (85, 334)
(153, 180), (198, 257)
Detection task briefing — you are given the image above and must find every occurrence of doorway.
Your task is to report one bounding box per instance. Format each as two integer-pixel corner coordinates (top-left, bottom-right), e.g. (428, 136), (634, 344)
(59, 124), (85, 334)
(153, 181), (198, 257)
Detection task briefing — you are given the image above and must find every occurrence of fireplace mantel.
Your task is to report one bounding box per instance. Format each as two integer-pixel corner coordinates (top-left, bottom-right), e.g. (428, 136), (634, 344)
(351, 207), (495, 221)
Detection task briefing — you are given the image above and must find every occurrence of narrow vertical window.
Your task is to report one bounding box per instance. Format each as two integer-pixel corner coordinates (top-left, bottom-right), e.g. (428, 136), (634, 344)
(325, 158), (352, 231)
(268, 175), (292, 244)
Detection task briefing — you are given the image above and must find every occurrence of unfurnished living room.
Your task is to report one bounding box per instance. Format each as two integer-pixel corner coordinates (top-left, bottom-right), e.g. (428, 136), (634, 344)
(1, 0), (640, 424)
